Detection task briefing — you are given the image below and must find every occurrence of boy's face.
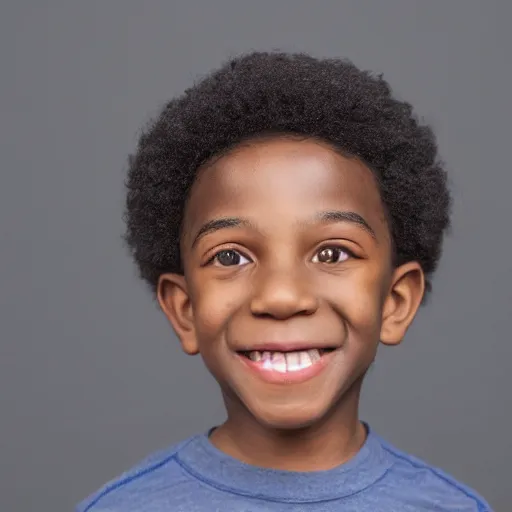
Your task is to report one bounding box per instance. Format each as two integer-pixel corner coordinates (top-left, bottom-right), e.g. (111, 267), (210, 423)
(159, 137), (424, 430)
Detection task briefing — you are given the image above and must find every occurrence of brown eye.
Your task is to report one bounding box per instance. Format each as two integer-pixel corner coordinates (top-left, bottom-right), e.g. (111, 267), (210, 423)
(213, 249), (250, 267)
(313, 247), (349, 264)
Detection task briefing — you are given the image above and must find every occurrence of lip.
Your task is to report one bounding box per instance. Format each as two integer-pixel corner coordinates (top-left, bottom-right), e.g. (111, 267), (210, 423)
(235, 341), (338, 353)
(235, 348), (338, 385)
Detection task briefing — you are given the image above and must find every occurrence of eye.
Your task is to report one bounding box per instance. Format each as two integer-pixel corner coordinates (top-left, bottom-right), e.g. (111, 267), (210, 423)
(312, 246), (350, 264)
(212, 249), (251, 267)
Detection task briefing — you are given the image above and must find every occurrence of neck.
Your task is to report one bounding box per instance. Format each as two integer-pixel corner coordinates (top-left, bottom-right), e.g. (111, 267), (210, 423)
(209, 379), (366, 471)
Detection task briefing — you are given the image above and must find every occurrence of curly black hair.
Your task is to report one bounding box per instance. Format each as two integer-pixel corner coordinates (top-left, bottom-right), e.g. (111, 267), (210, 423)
(124, 51), (451, 298)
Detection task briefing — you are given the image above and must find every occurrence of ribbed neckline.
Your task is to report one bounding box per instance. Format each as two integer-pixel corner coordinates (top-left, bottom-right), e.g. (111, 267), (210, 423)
(175, 425), (394, 503)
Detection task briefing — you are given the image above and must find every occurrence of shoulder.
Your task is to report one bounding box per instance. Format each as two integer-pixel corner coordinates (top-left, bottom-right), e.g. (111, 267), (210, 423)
(375, 434), (493, 511)
(75, 437), (196, 512)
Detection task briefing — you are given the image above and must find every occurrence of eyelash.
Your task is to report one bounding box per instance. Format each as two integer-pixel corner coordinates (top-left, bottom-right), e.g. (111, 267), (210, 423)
(206, 244), (356, 267)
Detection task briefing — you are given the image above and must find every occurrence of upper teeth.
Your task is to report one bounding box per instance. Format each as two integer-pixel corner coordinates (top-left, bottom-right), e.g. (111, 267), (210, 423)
(248, 349), (321, 372)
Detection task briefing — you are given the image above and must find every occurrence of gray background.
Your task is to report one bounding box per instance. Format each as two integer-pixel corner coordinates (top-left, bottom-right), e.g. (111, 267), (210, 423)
(1, 1), (510, 511)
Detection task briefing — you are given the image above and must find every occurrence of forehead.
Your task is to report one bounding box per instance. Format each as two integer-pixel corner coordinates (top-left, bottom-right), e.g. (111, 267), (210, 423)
(184, 137), (388, 238)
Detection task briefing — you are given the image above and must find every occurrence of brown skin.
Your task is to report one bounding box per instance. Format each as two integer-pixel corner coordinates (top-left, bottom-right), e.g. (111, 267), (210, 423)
(158, 136), (424, 471)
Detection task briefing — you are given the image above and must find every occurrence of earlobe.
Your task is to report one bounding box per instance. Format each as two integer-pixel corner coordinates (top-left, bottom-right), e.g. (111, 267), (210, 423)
(380, 262), (425, 346)
(157, 273), (199, 355)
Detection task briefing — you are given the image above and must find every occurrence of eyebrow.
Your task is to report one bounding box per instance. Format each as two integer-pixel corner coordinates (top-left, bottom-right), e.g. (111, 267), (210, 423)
(191, 210), (376, 248)
(315, 210), (377, 239)
(191, 217), (253, 248)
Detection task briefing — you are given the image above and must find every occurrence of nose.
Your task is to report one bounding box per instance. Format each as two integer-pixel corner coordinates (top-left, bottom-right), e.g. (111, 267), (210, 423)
(250, 267), (319, 320)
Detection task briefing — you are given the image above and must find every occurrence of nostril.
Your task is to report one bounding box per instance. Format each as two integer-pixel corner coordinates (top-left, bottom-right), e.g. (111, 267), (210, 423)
(251, 311), (275, 320)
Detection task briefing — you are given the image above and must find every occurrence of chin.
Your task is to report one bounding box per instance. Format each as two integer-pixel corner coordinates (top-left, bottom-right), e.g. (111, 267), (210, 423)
(250, 403), (330, 432)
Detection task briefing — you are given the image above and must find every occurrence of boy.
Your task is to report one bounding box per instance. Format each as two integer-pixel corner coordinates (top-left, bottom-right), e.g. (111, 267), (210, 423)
(77, 52), (492, 511)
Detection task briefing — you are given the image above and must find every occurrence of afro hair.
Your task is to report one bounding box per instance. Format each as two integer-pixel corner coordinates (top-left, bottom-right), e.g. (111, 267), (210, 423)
(124, 51), (451, 298)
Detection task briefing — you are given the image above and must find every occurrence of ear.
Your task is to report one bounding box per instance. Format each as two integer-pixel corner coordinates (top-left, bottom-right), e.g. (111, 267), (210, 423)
(380, 262), (425, 346)
(157, 273), (199, 355)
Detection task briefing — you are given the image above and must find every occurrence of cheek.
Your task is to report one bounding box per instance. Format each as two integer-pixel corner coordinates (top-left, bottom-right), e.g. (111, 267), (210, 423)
(319, 264), (389, 332)
(190, 275), (247, 341)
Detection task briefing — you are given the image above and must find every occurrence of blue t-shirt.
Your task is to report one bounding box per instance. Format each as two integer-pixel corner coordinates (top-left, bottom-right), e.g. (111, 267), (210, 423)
(77, 426), (492, 511)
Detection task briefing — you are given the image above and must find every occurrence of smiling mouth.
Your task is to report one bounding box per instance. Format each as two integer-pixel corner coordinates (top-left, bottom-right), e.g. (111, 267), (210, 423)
(238, 347), (336, 374)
